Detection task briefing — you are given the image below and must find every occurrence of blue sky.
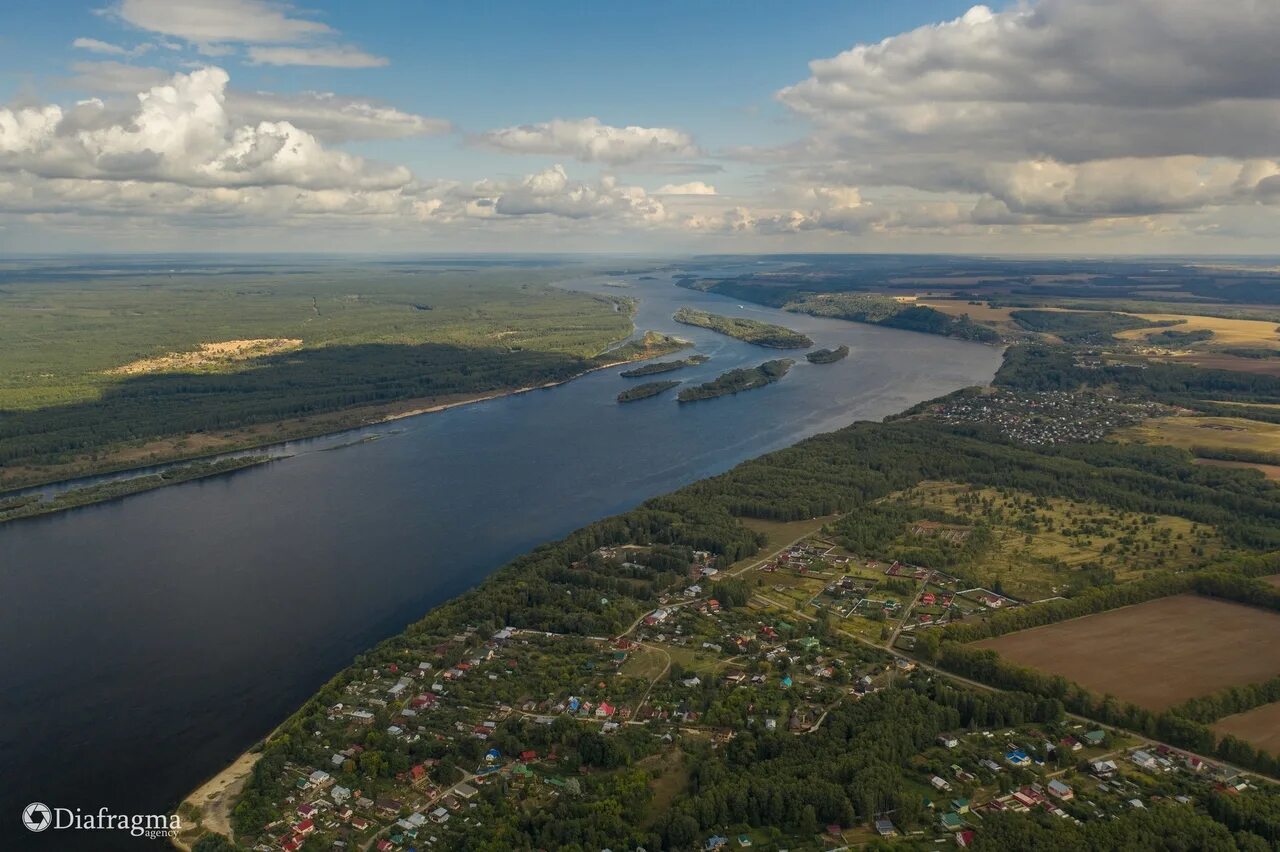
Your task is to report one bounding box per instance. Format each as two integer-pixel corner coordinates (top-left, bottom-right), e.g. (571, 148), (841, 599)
(0, 0), (1276, 253)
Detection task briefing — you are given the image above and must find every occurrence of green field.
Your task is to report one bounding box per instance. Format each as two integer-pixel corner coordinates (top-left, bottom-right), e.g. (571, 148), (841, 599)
(852, 481), (1223, 599)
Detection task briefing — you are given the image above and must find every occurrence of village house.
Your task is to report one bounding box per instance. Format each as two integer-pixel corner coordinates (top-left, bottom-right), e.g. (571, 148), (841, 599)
(1091, 759), (1118, 778)
(306, 769), (332, 788)
(1005, 749), (1031, 767)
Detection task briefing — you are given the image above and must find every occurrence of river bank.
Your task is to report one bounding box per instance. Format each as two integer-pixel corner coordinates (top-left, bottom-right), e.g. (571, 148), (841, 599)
(0, 329), (686, 499)
(0, 270), (1003, 852)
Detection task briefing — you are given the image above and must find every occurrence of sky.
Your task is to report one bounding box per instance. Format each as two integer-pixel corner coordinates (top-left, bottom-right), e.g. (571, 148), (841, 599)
(0, 0), (1277, 254)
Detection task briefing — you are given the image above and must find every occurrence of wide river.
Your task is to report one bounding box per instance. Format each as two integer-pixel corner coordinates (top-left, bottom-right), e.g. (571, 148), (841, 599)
(0, 267), (1001, 848)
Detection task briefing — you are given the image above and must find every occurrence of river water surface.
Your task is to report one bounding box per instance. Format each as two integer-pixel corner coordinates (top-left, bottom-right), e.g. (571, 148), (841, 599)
(0, 267), (1002, 848)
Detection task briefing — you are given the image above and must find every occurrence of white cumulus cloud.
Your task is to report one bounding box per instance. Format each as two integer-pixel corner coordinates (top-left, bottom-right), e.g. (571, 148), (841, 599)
(655, 182), (716, 195)
(478, 118), (698, 165)
(0, 67), (410, 191)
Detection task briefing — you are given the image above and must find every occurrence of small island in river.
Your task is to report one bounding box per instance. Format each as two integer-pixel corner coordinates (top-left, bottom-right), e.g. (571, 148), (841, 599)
(672, 307), (813, 349)
(619, 354), (710, 377)
(677, 359), (794, 402)
(617, 380), (681, 402)
(806, 344), (850, 364)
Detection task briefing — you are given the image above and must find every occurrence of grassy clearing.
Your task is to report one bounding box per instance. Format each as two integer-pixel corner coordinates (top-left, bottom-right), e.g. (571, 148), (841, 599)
(660, 644), (735, 677)
(740, 515), (837, 553)
(1121, 415), (1280, 455)
(618, 647), (669, 681)
(638, 750), (689, 828)
(889, 481), (1220, 598)
(919, 300), (1018, 324)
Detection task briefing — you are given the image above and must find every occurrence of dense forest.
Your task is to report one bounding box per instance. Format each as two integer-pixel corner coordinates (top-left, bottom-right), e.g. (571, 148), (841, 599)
(619, 354), (710, 377)
(617, 380), (681, 402)
(672, 308), (813, 349)
(805, 345), (849, 364)
(677, 360), (794, 402)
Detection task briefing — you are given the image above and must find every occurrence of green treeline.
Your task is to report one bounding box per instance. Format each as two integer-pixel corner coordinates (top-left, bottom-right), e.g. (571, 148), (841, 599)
(787, 294), (1001, 343)
(996, 343), (1280, 402)
(1191, 445), (1280, 466)
(1168, 677), (1280, 725)
(619, 354), (710, 377)
(678, 360), (794, 402)
(617, 381), (680, 402)
(1147, 328), (1215, 346)
(0, 456), (273, 523)
(937, 644), (1280, 778)
(672, 308), (813, 349)
(805, 345), (850, 364)
(1009, 309), (1171, 343)
(943, 560), (1280, 645)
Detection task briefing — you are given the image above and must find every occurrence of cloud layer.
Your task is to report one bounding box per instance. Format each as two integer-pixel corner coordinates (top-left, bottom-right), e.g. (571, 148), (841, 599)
(110, 0), (387, 67)
(733, 0), (1280, 236)
(478, 118), (698, 165)
(5, 0), (1280, 250)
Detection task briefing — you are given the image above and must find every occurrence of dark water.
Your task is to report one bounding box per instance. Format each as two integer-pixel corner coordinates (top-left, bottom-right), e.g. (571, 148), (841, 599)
(0, 270), (1001, 849)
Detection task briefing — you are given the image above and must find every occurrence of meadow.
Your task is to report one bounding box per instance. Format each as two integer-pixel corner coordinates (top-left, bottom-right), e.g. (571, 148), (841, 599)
(873, 481), (1220, 599)
(1121, 415), (1280, 456)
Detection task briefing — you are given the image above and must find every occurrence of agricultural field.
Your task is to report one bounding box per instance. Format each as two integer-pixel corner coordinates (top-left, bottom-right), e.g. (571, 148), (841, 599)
(1166, 352), (1280, 376)
(1113, 313), (1280, 349)
(974, 594), (1280, 710)
(918, 299), (1018, 325)
(1212, 702), (1280, 755)
(883, 481), (1220, 599)
(1121, 415), (1280, 456)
